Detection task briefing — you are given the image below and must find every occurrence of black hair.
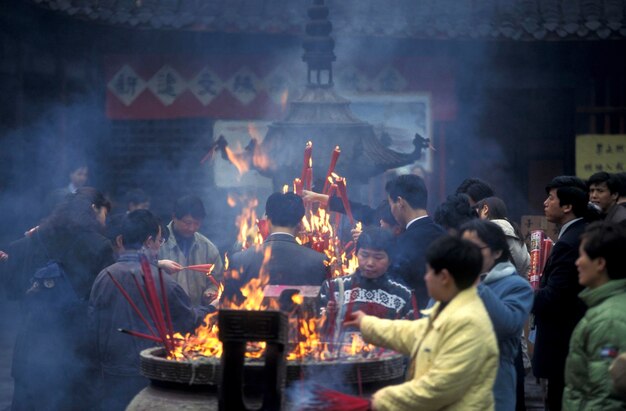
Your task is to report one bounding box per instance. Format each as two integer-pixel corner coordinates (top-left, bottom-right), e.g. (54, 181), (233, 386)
(356, 227), (394, 259)
(434, 193), (476, 232)
(42, 187), (110, 235)
(581, 222), (626, 280)
(425, 236), (483, 290)
(121, 209), (160, 250)
(265, 192), (305, 227)
(375, 200), (398, 227)
(459, 219), (512, 266)
(105, 213), (125, 244)
(545, 176), (589, 218)
(613, 172), (626, 198)
(586, 171), (620, 194)
(126, 188), (150, 207)
(385, 174), (428, 209)
(455, 178), (494, 203)
(173, 195), (206, 220)
(475, 196), (525, 245)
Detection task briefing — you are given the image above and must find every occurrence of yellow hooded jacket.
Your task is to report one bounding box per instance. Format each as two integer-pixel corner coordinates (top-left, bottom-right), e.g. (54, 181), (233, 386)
(362, 286), (499, 411)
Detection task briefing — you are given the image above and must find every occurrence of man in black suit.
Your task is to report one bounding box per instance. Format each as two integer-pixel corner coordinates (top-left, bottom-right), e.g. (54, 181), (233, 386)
(224, 192), (328, 302)
(532, 176), (588, 411)
(386, 174), (446, 311)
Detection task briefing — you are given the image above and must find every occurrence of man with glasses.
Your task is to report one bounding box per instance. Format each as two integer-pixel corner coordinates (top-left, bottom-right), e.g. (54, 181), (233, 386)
(160, 195), (224, 306)
(89, 210), (212, 410)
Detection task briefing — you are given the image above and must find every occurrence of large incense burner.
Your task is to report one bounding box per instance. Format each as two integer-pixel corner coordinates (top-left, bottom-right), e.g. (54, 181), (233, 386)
(128, 310), (404, 410)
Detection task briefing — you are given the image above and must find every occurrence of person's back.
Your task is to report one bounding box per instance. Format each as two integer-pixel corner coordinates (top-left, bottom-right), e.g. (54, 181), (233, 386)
(225, 193), (328, 300)
(11, 187), (115, 411)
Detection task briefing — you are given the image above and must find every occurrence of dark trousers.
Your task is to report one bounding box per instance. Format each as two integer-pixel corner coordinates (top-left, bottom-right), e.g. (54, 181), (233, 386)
(545, 375), (565, 411)
(515, 343), (526, 411)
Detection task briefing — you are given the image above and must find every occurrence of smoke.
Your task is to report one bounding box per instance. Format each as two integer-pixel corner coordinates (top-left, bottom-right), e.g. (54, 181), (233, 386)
(285, 363), (361, 408)
(0, 93), (111, 245)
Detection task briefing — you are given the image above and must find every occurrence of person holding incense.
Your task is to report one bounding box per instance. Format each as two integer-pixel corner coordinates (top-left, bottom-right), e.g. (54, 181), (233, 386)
(89, 210), (211, 411)
(159, 194), (224, 306)
(344, 235), (499, 411)
(318, 227), (413, 329)
(223, 192), (328, 303)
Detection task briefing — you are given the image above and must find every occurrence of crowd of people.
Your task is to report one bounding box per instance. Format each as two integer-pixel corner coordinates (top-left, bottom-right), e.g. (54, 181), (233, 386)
(0, 162), (625, 410)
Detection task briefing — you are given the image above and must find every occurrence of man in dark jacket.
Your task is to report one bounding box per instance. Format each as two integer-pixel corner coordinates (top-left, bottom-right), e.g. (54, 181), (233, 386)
(386, 174), (446, 310)
(224, 192), (328, 302)
(532, 176), (589, 411)
(89, 210), (211, 411)
(587, 172), (626, 224)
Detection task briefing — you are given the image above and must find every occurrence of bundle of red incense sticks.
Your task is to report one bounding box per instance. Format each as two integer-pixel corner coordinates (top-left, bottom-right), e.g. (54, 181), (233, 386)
(109, 254), (177, 354)
(302, 384), (371, 411)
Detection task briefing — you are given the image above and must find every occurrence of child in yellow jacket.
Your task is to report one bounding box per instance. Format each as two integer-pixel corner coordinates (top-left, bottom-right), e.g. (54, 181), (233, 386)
(346, 236), (499, 411)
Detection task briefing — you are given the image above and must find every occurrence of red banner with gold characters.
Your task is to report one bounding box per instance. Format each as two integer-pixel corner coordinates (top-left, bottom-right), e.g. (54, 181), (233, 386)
(104, 54), (457, 121)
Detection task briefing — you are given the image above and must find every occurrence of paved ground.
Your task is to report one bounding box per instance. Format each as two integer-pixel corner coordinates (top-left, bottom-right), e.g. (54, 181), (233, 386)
(0, 298), (546, 410)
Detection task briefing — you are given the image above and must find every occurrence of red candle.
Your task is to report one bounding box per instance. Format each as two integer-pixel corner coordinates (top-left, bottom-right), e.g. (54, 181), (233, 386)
(305, 166), (313, 191)
(335, 178), (354, 225)
(301, 141), (313, 183)
(294, 178), (303, 196)
(322, 146), (341, 194)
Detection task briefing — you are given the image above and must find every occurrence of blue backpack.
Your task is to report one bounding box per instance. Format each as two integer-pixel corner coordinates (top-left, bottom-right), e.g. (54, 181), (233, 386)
(25, 234), (80, 314)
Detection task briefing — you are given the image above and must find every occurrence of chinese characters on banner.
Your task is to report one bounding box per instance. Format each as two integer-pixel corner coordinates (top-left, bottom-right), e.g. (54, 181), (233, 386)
(576, 134), (626, 179)
(103, 55), (457, 121)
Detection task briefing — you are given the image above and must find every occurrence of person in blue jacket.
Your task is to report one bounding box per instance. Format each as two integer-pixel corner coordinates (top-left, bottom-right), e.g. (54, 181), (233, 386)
(460, 219), (534, 411)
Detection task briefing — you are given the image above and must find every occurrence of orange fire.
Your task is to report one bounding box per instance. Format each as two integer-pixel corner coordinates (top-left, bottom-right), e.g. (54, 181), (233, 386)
(169, 169), (373, 362)
(224, 144), (250, 175)
(231, 194), (264, 250)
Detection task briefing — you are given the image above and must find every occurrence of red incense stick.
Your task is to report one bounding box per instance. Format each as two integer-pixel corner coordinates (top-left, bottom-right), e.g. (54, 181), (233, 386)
(335, 178), (354, 225)
(118, 328), (163, 343)
(139, 255), (172, 352)
(107, 271), (157, 338)
(158, 268), (174, 338)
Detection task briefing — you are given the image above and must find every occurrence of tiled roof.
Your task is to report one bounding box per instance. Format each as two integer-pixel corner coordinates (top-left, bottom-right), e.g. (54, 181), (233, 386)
(31, 0), (626, 40)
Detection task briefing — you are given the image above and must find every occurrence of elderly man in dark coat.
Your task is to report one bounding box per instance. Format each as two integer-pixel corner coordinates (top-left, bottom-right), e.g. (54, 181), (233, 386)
(224, 192), (328, 301)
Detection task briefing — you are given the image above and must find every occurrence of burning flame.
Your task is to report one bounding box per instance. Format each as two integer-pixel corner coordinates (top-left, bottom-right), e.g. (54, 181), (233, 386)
(224, 144), (250, 175)
(231, 194), (264, 250)
(248, 123), (272, 171)
(168, 170), (374, 363)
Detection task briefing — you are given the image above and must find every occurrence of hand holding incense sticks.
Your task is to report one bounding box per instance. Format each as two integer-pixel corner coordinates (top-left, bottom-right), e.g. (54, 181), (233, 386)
(334, 177), (354, 225)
